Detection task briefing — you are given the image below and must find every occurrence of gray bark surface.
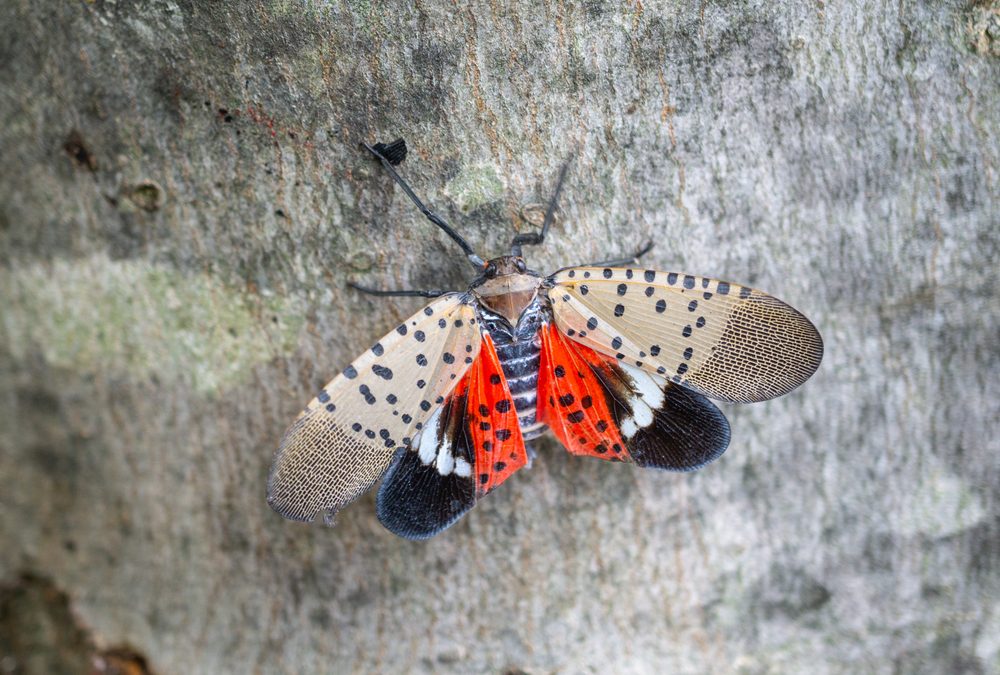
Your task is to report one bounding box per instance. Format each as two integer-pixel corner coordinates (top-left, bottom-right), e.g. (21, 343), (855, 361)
(1, 1), (998, 673)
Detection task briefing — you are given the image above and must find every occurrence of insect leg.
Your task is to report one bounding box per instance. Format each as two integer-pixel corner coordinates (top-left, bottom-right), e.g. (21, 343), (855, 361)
(362, 140), (485, 270)
(582, 240), (655, 267)
(510, 158), (573, 256)
(348, 282), (454, 298)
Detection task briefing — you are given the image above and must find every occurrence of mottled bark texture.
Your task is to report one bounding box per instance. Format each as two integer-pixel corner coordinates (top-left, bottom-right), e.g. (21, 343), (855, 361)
(1, 1), (998, 673)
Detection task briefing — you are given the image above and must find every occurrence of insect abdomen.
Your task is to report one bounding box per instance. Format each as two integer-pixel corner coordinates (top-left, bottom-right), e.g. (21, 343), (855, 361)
(493, 337), (547, 441)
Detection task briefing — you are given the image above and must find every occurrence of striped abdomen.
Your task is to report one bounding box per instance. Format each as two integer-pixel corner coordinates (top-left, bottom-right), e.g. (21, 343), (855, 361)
(493, 335), (547, 441)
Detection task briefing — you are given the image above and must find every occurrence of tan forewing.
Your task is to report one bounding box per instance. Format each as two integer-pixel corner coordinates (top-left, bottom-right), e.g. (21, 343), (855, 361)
(548, 267), (822, 403)
(267, 293), (483, 522)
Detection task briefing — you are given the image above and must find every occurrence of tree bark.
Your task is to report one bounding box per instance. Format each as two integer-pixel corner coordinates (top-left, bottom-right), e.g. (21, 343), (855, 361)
(1, 1), (998, 672)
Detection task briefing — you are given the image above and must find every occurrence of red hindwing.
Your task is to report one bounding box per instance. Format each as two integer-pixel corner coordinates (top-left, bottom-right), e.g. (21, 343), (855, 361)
(465, 334), (527, 496)
(537, 322), (631, 462)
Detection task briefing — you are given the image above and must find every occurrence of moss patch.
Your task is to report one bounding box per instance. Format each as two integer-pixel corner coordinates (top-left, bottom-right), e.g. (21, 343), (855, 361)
(1, 255), (303, 395)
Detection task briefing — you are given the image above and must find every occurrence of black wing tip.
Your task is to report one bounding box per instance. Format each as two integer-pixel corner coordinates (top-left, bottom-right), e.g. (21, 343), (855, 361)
(630, 385), (732, 472)
(372, 138), (408, 165)
(375, 450), (476, 540)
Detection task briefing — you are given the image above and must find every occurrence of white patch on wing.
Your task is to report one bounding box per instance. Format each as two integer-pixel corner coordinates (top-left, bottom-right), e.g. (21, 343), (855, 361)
(631, 398), (654, 428)
(620, 417), (638, 439)
(453, 456), (472, 478)
(435, 443), (455, 475)
(418, 407), (442, 465)
(621, 363), (665, 409)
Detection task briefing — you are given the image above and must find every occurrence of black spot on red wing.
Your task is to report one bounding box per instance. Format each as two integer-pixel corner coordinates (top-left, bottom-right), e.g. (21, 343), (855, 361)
(489, 373), (502, 385)
(372, 343), (385, 356)
(616, 283), (627, 295)
(594, 443), (608, 454)
(479, 404), (490, 417)
(558, 393), (575, 406)
(612, 443), (623, 453)
(396, 324), (407, 335)
(495, 399), (511, 413)
(655, 299), (666, 313)
(581, 395), (593, 409)
(480, 473), (489, 484)
(554, 365), (566, 378)
(482, 441), (493, 451)
(495, 429), (512, 441)
(596, 420), (608, 432)
(567, 410), (585, 423)
(494, 461), (507, 471)
(480, 421), (491, 431)
(343, 365), (358, 379)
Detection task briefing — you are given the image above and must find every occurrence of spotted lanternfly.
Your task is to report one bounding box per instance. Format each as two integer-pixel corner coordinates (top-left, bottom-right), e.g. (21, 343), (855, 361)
(267, 139), (824, 540)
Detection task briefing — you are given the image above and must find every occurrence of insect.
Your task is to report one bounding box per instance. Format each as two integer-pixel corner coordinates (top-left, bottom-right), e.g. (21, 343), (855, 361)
(267, 139), (824, 540)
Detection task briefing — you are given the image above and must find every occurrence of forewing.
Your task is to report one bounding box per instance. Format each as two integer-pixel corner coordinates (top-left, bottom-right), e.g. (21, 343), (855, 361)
(376, 335), (527, 539)
(538, 323), (730, 471)
(267, 293), (483, 523)
(548, 267), (823, 403)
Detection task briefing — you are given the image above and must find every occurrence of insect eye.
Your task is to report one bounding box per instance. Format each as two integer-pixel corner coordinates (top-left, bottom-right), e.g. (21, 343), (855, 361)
(515, 259), (527, 273)
(485, 263), (498, 279)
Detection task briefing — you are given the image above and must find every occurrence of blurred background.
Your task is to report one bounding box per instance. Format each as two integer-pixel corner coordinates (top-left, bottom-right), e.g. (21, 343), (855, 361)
(1, 1), (997, 673)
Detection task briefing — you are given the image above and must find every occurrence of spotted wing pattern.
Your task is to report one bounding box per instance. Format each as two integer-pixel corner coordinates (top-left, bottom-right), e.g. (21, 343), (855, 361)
(376, 335), (527, 539)
(267, 293), (483, 523)
(547, 267), (823, 403)
(538, 323), (730, 470)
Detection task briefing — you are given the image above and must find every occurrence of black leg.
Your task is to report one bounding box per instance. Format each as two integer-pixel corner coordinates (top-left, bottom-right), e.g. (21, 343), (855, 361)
(362, 141), (485, 270)
(348, 282), (454, 299)
(583, 240), (655, 267)
(510, 158), (573, 257)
